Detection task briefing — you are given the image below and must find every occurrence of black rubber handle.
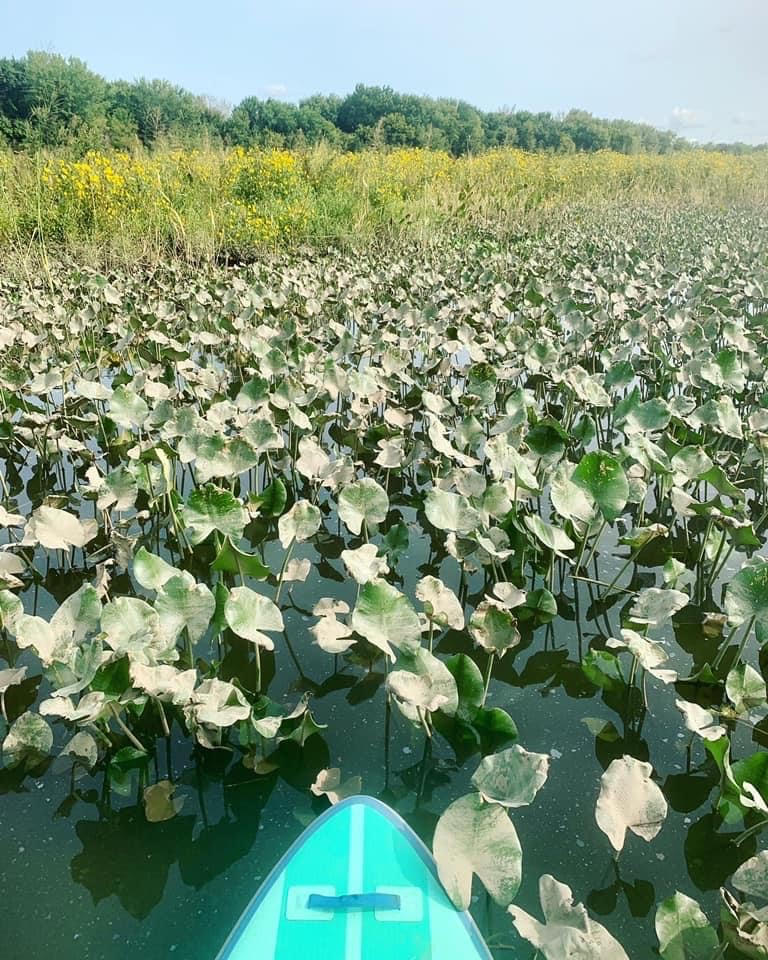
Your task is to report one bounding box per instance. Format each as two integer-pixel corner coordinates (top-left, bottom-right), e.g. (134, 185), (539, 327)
(306, 892), (401, 911)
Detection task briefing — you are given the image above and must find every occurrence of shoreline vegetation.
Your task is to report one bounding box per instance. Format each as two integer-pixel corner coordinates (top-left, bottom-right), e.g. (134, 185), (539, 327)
(2, 145), (768, 266)
(2, 52), (766, 268)
(3, 50), (761, 157)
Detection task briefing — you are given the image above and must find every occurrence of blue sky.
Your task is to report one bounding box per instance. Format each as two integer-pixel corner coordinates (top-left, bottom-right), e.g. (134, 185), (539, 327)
(1, 0), (766, 143)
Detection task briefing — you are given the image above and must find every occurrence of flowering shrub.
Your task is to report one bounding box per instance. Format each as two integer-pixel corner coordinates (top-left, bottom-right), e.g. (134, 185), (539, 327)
(0, 145), (765, 258)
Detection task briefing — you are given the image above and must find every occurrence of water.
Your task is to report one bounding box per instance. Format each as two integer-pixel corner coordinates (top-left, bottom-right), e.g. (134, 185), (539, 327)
(3, 221), (766, 959)
(0, 519), (749, 959)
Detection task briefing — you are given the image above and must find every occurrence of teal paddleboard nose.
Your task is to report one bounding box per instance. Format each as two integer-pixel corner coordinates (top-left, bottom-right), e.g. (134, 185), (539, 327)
(215, 795), (493, 959)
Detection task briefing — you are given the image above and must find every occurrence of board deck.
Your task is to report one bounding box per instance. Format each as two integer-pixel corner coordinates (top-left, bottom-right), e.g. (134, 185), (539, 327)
(215, 795), (493, 960)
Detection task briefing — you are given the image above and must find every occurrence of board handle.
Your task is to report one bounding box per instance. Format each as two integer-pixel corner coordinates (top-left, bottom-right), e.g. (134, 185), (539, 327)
(307, 892), (401, 911)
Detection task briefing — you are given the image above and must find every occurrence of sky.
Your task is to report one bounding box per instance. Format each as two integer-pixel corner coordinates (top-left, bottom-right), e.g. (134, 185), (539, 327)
(1, 0), (766, 144)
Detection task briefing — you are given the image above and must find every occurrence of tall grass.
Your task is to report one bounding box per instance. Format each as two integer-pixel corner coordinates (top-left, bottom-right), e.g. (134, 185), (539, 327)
(1, 144), (767, 266)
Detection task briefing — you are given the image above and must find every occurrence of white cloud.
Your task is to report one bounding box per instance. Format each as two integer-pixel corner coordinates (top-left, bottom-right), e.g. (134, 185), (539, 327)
(262, 83), (288, 99)
(669, 107), (707, 130)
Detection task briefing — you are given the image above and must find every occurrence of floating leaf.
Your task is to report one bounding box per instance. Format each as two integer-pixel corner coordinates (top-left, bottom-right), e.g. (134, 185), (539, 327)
(571, 451), (629, 523)
(582, 717), (621, 742)
(338, 478), (389, 535)
(596, 755), (667, 852)
(2, 712), (52, 769)
(0, 665), (27, 694)
(54, 731), (98, 776)
(471, 744), (550, 808)
(732, 851), (768, 901)
(510, 874), (629, 960)
(144, 779), (185, 822)
(224, 586), (284, 650)
(182, 485), (247, 546)
(278, 499), (322, 547)
(283, 557), (310, 582)
(433, 792), (522, 910)
(351, 580), (421, 660)
(655, 892), (719, 960)
(310, 767), (362, 805)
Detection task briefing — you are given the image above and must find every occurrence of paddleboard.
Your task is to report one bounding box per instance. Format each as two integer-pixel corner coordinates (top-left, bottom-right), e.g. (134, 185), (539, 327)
(215, 794), (493, 960)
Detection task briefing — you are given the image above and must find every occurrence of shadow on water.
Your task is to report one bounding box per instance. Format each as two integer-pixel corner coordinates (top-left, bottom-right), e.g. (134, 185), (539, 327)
(69, 760), (279, 919)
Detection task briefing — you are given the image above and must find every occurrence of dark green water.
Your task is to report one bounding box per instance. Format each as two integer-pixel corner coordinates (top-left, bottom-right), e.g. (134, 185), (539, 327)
(1, 527), (749, 960)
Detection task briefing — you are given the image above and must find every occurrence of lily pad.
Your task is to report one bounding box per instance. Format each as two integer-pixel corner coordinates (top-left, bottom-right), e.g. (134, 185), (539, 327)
(510, 873), (629, 960)
(595, 755), (668, 852)
(571, 451), (629, 524)
(471, 744), (550, 808)
(143, 779), (185, 822)
(224, 586), (284, 650)
(2, 712), (52, 769)
(278, 499), (322, 547)
(351, 580), (421, 660)
(433, 792), (522, 910)
(655, 892), (718, 960)
(182, 485), (247, 546)
(337, 478), (389, 535)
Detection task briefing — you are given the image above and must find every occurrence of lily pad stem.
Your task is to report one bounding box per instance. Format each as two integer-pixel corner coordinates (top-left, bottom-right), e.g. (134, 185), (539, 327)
(583, 519), (607, 571)
(482, 652), (495, 706)
(274, 537), (296, 605)
(734, 817), (768, 847)
(603, 547), (641, 598)
(416, 705), (431, 739)
(733, 615), (757, 666)
(155, 697), (170, 737)
(110, 703), (146, 753)
(712, 616), (754, 672)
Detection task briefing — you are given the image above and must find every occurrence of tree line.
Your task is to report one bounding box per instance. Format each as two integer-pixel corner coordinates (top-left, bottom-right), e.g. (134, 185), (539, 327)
(0, 51), (762, 156)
